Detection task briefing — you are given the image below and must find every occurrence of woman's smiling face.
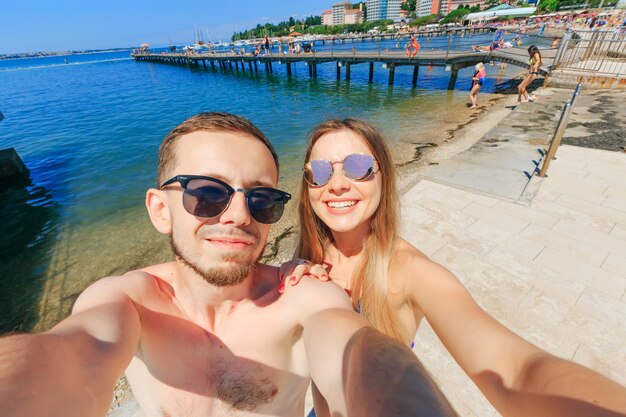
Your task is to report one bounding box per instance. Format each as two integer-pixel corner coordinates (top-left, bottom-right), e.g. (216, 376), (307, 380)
(307, 129), (382, 235)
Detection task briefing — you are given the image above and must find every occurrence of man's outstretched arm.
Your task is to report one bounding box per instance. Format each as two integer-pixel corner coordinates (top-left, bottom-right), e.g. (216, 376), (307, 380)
(0, 277), (141, 417)
(293, 278), (456, 417)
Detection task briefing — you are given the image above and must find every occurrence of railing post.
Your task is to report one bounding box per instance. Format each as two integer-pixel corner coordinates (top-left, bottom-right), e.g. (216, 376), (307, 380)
(552, 31), (572, 72)
(539, 102), (571, 177)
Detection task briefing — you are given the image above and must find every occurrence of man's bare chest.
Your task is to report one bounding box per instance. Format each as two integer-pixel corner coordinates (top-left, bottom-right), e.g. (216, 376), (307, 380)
(126, 304), (308, 415)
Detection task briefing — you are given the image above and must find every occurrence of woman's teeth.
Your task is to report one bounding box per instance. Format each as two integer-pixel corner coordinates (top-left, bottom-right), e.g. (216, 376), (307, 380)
(327, 201), (357, 208)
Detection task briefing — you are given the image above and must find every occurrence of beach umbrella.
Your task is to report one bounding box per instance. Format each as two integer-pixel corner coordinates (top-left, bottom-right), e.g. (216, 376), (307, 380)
(140, 43), (149, 47)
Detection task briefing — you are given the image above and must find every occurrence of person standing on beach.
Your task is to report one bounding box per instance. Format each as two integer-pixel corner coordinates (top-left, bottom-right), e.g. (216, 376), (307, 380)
(0, 112), (456, 417)
(518, 45), (543, 102)
(279, 118), (626, 417)
(469, 62), (486, 109)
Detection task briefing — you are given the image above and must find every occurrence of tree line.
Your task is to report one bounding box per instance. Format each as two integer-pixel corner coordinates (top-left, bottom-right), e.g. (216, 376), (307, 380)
(231, 17), (394, 41)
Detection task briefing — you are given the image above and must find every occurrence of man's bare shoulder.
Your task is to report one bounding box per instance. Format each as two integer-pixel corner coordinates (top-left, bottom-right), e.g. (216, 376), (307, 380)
(280, 275), (354, 325)
(72, 263), (175, 314)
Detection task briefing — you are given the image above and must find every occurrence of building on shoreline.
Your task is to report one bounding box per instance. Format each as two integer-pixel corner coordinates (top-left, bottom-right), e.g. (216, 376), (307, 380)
(345, 8), (364, 23)
(366, 0), (402, 21)
(332, 2), (352, 24)
(417, 0), (449, 16)
(322, 9), (333, 25)
(417, 0), (434, 17)
(323, 2), (364, 25)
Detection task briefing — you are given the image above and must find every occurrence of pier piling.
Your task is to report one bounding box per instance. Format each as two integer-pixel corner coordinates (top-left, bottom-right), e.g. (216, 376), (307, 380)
(388, 63), (395, 86)
(448, 65), (459, 90)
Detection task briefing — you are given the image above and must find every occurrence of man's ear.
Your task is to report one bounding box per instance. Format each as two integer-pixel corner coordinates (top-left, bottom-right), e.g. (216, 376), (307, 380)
(146, 188), (172, 234)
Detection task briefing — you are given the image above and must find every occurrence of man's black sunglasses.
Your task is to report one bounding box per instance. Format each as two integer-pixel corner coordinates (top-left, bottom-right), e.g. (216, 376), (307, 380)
(160, 175), (291, 224)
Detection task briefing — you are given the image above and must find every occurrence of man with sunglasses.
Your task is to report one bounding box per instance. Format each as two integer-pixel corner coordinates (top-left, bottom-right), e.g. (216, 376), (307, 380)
(0, 112), (456, 417)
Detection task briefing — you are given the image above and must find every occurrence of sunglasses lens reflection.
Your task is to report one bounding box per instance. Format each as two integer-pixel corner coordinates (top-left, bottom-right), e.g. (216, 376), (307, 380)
(344, 154), (374, 180)
(305, 160), (333, 186)
(248, 190), (286, 224)
(184, 179), (231, 218)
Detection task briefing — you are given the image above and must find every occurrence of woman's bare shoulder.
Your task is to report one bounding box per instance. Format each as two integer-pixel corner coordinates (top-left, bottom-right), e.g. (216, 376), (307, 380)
(392, 238), (448, 280)
(394, 238), (434, 264)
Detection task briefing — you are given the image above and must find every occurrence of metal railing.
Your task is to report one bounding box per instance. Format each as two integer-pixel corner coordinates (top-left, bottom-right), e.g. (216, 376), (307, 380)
(553, 30), (626, 76)
(538, 83), (581, 177)
(141, 30), (556, 62)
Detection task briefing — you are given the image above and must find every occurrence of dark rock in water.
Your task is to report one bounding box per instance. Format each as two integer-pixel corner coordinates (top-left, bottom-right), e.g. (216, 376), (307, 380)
(0, 111), (4, 121)
(0, 148), (29, 183)
(0, 175), (60, 332)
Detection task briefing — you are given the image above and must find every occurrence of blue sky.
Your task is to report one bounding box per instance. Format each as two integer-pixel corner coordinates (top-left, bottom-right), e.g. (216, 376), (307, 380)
(0, 0), (331, 54)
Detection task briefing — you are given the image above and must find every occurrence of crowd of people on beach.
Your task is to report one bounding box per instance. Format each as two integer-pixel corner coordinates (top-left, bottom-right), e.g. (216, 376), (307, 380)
(465, 8), (625, 33)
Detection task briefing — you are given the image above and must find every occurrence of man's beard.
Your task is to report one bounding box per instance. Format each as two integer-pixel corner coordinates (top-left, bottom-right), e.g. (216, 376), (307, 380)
(169, 227), (261, 287)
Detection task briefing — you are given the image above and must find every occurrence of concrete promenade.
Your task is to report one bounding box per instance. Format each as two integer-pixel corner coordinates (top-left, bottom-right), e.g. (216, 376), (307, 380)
(401, 91), (626, 415)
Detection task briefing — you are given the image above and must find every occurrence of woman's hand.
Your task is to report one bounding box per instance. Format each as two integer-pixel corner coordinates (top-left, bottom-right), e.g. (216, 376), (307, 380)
(278, 259), (329, 293)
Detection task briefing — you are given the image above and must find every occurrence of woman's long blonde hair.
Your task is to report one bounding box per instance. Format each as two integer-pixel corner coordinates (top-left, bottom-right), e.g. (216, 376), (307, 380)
(296, 119), (406, 342)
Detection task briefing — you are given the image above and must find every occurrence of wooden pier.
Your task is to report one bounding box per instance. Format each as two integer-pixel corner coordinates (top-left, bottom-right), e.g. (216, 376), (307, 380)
(132, 45), (555, 90)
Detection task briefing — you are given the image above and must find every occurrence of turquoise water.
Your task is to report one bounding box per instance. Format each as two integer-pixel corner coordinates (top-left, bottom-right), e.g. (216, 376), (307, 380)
(0, 35), (521, 332)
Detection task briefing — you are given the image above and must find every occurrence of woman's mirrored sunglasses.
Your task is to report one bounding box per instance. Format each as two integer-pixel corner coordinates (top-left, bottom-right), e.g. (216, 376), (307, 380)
(160, 175), (291, 224)
(303, 153), (377, 187)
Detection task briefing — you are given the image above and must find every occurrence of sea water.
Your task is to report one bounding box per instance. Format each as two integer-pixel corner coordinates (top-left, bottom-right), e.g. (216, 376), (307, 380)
(0, 34), (525, 332)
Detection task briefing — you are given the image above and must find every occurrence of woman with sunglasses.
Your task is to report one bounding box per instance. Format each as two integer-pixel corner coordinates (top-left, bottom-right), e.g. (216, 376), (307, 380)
(280, 119), (626, 417)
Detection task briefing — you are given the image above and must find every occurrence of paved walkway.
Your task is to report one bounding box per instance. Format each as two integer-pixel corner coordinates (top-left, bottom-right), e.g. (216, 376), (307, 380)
(420, 88), (572, 201)
(401, 144), (626, 416)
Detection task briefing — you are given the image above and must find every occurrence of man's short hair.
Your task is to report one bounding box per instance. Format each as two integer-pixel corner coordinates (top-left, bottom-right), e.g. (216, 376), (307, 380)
(157, 112), (279, 187)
